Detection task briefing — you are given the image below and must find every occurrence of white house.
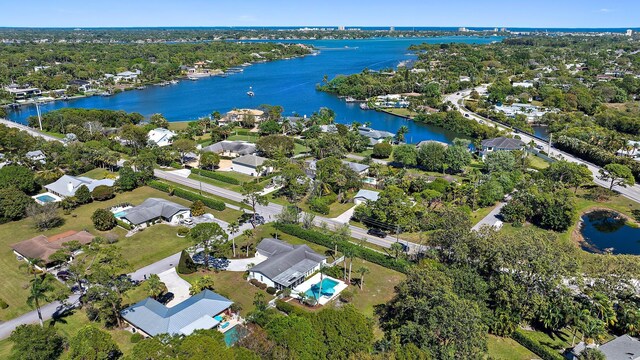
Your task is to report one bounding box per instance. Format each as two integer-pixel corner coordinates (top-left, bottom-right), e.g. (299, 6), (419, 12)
(353, 189), (380, 205)
(44, 175), (115, 198)
(25, 150), (46, 163)
(121, 198), (190, 228)
(201, 140), (256, 158)
(479, 137), (525, 160)
(147, 128), (176, 147)
(231, 154), (270, 177)
(357, 126), (395, 146)
(248, 238), (326, 290)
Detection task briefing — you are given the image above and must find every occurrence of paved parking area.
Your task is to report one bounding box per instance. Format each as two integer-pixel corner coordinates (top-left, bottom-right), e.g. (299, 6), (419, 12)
(157, 268), (192, 307)
(226, 254), (268, 271)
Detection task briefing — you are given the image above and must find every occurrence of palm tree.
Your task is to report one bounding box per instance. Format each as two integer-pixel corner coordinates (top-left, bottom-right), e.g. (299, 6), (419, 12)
(190, 275), (215, 295)
(395, 125), (409, 143)
(144, 274), (165, 299)
(227, 221), (240, 257)
(242, 229), (255, 257)
(20, 257), (44, 280)
(27, 274), (55, 327)
(356, 266), (370, 290)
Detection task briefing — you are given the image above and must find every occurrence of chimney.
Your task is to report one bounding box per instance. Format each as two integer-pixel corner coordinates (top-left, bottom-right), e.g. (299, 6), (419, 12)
(67, 181), (74, 194)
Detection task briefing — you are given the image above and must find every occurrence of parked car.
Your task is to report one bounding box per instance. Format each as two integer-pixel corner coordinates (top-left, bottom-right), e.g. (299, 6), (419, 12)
(157, 292), (175, 305)
(182, 218), (194, 225)
(535, 144), (544, 150)
(367, 228), (387, 238)
(464, 113), (470, 117)
(478, 120), (485, 124)
(56, 270), (71, 281)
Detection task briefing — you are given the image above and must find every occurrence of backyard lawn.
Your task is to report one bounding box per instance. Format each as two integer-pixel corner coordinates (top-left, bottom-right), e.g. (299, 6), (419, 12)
(0, 186), (236, 321)
(487, 335), (537, 360)
(80, 168), (117, 179)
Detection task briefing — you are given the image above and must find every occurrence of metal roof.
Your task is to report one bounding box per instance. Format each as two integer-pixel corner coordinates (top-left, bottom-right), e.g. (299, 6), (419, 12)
(232, 154), (267, 168)
(120, 290), (232, 337)
(202, 141), (256, 156)
(342, 160), (369, 173)
(354, 189), (380, 202)
(480, 137), (524, 150)
(599, 335), (640, 360)
(122, 198), (188, 225)
(44, 175), (115, 198)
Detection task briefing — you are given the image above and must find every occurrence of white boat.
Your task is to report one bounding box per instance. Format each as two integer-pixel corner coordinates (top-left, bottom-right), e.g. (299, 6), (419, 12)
(247, 86), (255, 97)
(170, 80), (178, 84)
(345, 97), (356, 103)
(188, 77), (198, 81)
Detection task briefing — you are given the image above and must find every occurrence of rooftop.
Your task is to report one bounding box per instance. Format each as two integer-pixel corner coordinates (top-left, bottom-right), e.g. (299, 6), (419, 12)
(122, 198), (188, 225)
(12, 230), (95, 263)
(354, 189), (380, 202)
(120, 290), (233, 337)
(481, 137), (525, 150)
(202, 140), (256, 156)
(232, 154), (267, 168)
(45, 175), (114, 198)
(252, 238), (326, 287)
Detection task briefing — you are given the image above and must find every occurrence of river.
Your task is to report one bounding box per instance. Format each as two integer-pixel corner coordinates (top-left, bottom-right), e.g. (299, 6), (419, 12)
(7, 36), (502, 144)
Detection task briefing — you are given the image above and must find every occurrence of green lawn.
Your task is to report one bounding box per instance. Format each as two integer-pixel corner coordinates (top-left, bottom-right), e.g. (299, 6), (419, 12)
(0, 286), (150, 359)
(189, 173), (244, 192)
(80, 168), (117, 180)
(157, 178), (250, 212)
(266, 194), (355, 218)
(487, 335), (537, 360)
(294, 143), (310, 155)
(227, 134), (259, 143)
(0, 186), (239, 321)
(527, 153), (550, 170)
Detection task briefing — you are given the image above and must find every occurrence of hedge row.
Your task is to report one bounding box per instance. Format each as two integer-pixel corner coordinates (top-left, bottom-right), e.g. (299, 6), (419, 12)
(274, 223), (409, 274)
(116, 220), (132, 231)
(148, 180), (226, 211)
(511, 330), (564, 360)
(191, 168), (241, 185)
(275, 299), (308, 317)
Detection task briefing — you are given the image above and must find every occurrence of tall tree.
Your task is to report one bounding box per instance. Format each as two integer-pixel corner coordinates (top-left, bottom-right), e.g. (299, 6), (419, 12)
(189, 223), (228, 268)
(69, 325), (121, 360)
(598, 163), (635, 190)
(242, 182), (268, 228)
(27, 274), (56, 327)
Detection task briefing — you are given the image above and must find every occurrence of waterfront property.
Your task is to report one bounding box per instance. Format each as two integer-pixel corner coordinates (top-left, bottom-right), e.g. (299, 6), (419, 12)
(147, 128), (176, 147)
(357, 126), (395, 146)
(3, 84), (42, 101)
(231, 154), (270, 177)
(221, 109), (265, 125)
(494, 103), (548, 122)
(120, 289), (234, 337)
(11, 230), (95, 270)
(121, 198), (191, 228)
(201, 140), (257, 158)
(248, 238), (326, 290)
(44, 174), (115, 198)
(479, 137), (525, 159)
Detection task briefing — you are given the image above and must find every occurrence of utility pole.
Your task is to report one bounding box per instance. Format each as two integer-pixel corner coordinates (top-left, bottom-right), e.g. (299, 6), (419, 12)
(35, 101), (43, 131)
(547, 133), (553, 155)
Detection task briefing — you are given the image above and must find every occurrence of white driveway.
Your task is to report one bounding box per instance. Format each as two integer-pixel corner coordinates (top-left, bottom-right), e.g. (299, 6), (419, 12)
(158, 268), (192, 307)
(168, 169), (191, 178)
(226, 253), (268, 271)
(332, 205), (356, 224)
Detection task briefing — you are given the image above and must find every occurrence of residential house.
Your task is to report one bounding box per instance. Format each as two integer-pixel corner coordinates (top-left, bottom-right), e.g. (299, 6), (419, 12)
(231, 154), (270, 177)
(69, 79), (92, 92)
(201, 140), (256, 158)
(121, 290), (233, 337)
(353, 189), (380, 205)
(479, 137), (524, 159)
(116, 70), (141, 82)
(45, 175), (115, 198)
(25, 150), (46, 163)
(222, 109), (265, 125)
(357, 126), (394, 146)
(616, 140), (640, 159)
(343, 161), (369, 176)
(121, 198), (190, 228)
(494, 103), (548, 122)
(248, 238), (326, 290)
(147, 128), (176, 147)
(0, 153), (7, 169)
(12, 230), (95, 269)
(4, 85), (42, 101)
(567, 335), (640, 360)
(319, 124), (338, 133)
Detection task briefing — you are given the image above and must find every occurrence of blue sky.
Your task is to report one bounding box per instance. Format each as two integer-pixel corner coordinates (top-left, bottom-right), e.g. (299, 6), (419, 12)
(2, 0), (638, 28)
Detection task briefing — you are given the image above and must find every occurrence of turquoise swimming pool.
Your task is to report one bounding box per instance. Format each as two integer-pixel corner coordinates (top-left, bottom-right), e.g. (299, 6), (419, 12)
(113, 211), (128, 219)
(36, 194), (57, 203)
(305, 278), (339, 300)
(224, 325), (248, 346)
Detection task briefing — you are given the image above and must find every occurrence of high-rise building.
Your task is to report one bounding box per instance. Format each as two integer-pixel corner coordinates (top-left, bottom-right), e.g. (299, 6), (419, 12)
(338, 25), (345, 31)
(627, 29), (634, 36)
(390, 26), (395, 32)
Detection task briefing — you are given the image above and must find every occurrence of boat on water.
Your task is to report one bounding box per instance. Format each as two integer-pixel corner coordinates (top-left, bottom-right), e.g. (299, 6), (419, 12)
(136, 86), (146, 90)
(170, 80), (178, 84)
(247, 86), (255, 97)
(360, 103), (369, 110)
(187, 77), (198, 81)
(345, 97), (357, 103)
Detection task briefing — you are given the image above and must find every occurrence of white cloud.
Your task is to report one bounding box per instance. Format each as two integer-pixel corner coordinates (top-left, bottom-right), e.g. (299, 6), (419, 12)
(595, 8), (613, 13)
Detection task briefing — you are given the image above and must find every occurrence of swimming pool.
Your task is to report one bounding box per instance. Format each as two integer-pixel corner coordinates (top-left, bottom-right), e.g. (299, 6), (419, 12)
(214, 314), (224, 322)
(305, 278), (339, 300)
(223, 325), (247, 346)
(36, 194), (57, 203)
(113, 211), (128, 219)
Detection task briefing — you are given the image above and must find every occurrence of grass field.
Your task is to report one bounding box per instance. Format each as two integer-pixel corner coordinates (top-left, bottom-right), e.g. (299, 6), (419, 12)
(487, 335), (538, 360)
(0, 186), (238, 321)
(81, 168), (117, 180)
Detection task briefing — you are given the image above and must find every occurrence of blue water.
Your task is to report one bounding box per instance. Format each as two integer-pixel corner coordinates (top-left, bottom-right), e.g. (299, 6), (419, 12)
(7, 36), (501, 145)
(36, 194), (56, 203)
(214, 314), (224, 322)
(113, 211), (127, 219)
(306, 278), (339, 299)
(580, 210), (640, 255)
(223, 325), (247, 347)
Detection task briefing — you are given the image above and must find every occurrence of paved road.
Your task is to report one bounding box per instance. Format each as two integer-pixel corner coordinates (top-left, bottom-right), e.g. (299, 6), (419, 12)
(0, 118), (64, 143)
(445, 87), (640, 204)
(471, 202), (506, 231)
(155, 169), (422, 252)
(0, 294), (81, 339)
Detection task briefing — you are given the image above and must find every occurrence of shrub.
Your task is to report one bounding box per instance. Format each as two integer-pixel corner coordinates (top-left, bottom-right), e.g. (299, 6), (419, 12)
(91, 208), (117, 231)
(308, 197), (330, 215)
(266, 287), (277, 295)
(148, 181), (225, 210)
(275, 299), (294, 313)
(249, 279), (267, 290)
(274, 223), (409, 274)
(75, 185), (92, 204)
(116, 220), (132, 230)
(372, 142), (393, 158)
(0, 298), (8, 309)
(130, 333), (143, 344)
(511, 330), (564, 360)
(190, 200), (205, 217)
(177, 250), (197, 275)
(191, 168), (241, 185)
(91, 185), (115, 201)
(339, 290), (354, 303)
(177, 227), (190, 237)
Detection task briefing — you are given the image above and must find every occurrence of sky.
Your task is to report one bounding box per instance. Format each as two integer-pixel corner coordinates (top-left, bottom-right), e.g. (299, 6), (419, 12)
(2, 0), (639, 28)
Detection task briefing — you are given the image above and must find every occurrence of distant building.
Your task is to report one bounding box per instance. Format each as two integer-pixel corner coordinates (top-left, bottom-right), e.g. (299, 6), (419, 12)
(201, 140), (256, 158)
(479, 137), (525, 159)
(4, 85), (42, 100)
(357, 126), (395, 146)
(147, 128), (176, 147)
(627, 29), (634, 37)
(223, 109), (265, 125)
(25, 150), (46, 163)
(416, 140), (449, 148)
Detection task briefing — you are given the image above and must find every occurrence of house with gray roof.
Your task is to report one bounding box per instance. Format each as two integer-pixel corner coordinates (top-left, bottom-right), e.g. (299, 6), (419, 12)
(358, 126), (394, 146)
(568, 335), (640, 360)
(343, 160), (369, 176)
(121, 198), (190, 228)
(231, 154), (271, 177)
(249, 238), (326, 290)
(25, 150), (46, 163)
(201, 140), (256, 158)
(479, 137), (525, 160)
(45, 175), (115, 198)
(121, 290), (233, 337)
(353, 189), (380, 205)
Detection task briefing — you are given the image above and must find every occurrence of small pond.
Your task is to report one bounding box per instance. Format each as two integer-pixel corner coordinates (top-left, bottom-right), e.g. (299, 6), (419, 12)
(580, 210), (640, 255)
